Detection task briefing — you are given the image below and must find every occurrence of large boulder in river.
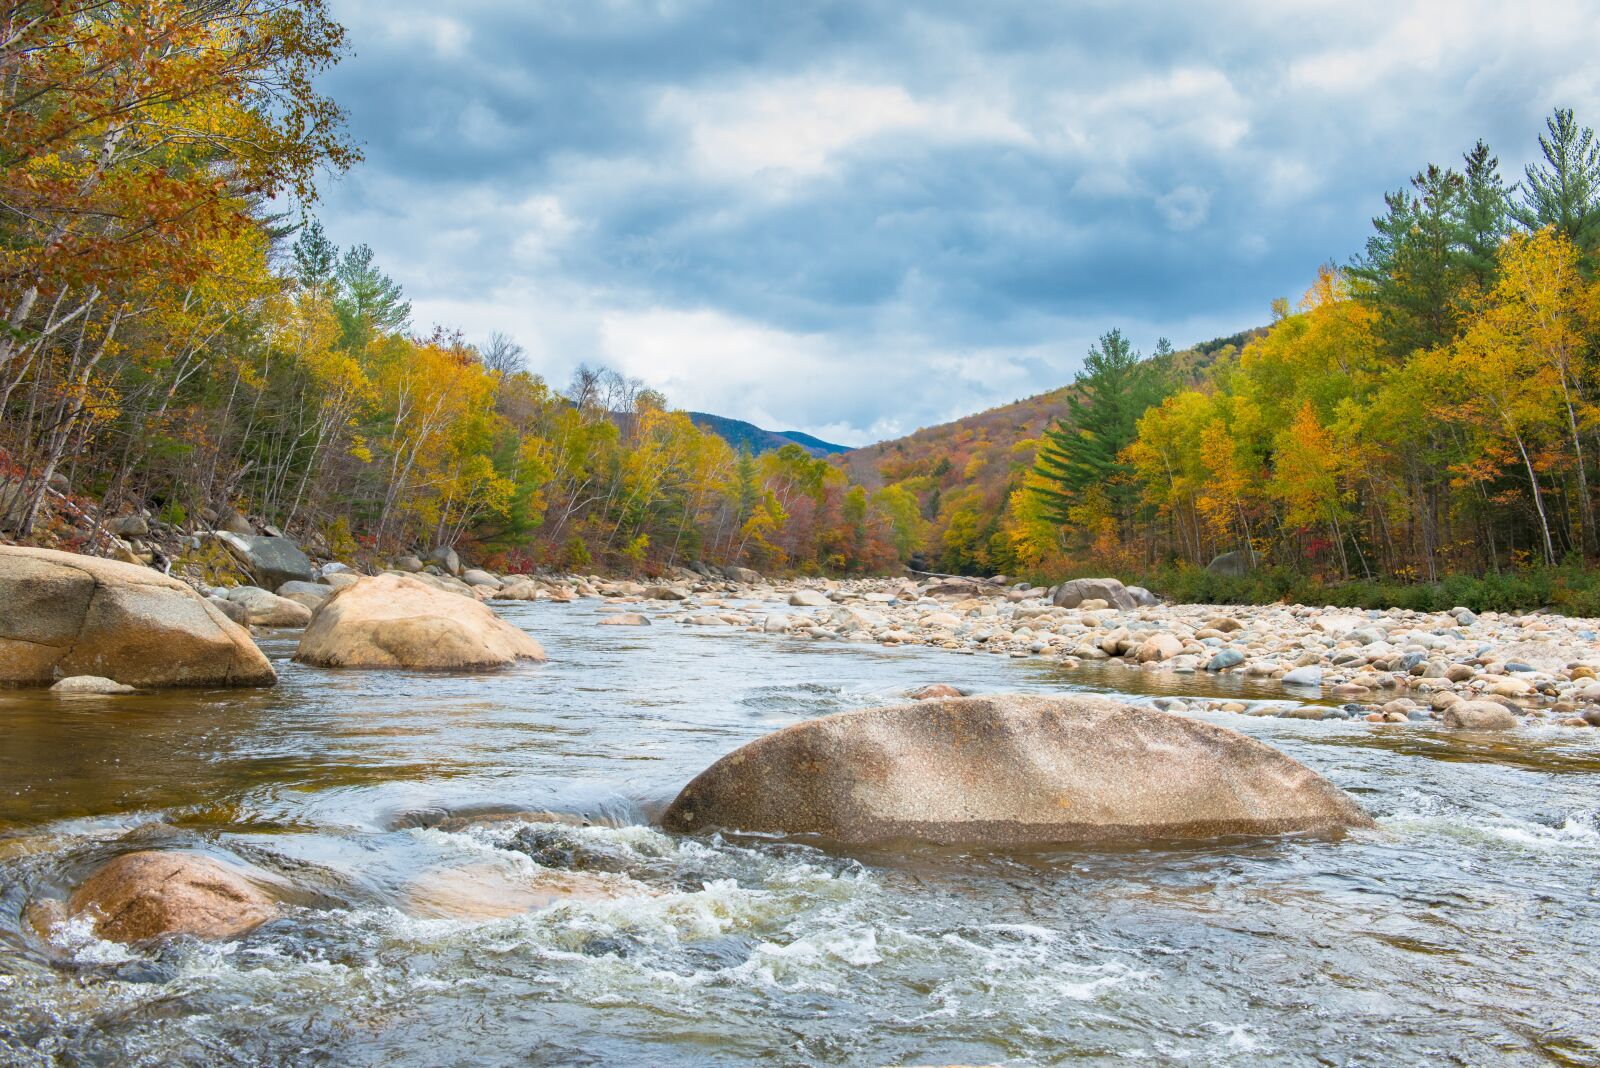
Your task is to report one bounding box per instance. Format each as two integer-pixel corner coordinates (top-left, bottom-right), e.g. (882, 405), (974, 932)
(0, 546), (275, 688)
(1052, 577), (1137, 611)
(214, 532), (315, 590)
(63, 851), (276, 943)
(662, 695), (1372, 845)
(295, 573), (545, 670)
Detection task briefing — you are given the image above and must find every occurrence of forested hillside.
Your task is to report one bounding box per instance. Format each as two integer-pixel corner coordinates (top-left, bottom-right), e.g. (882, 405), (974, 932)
(999, 113), (1600, 609)
(0, 1), (915, 576)
(836, 331), (1259, 573)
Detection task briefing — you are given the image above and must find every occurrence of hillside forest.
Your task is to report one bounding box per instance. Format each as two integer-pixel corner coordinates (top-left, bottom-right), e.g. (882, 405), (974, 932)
(7, 2), (1600, 603)
(0, 1), (919, 575)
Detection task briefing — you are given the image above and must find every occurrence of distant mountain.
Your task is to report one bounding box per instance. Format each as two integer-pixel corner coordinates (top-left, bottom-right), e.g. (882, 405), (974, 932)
(688, 412), (851, 457)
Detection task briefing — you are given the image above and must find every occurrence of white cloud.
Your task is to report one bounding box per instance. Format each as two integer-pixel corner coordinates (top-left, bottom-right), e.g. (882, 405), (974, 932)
(656, 75), (1030, 187)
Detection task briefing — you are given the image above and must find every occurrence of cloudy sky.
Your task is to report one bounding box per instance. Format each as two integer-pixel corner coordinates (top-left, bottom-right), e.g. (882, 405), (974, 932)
(313, 0), (1600, 446)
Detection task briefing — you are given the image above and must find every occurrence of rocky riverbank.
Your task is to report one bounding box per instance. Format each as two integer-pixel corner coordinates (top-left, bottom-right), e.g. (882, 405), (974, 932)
(13, 517), (1600, 730)
(504, 570), (1600, 731)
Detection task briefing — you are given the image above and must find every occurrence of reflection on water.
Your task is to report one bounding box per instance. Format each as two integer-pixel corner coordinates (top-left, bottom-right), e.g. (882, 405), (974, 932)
(2, 598), (1598, 1066)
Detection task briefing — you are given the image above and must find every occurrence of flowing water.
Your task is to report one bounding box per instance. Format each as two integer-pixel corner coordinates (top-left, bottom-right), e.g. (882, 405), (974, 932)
(1, 598), (1597, 1066)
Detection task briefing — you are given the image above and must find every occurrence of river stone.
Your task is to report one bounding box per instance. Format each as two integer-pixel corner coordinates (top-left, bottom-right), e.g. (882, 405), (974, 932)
(276, 580), (332, 609)
(661, 694), (1373, 845)
(1206, 649), (1245, 672)
(1052, 578), (1137, 611)
(1135, 633), (1184, 662)
(51, 675), (136, 694)
(1282, 666), (1323, 687)
(0, 546), (275, 688)
(646, 585), (690, 600)
(295, 573), (546, 670)
(462, 568), (501, 588)
(214, 532), (315, 590)
(1440, 701), (1518, 730)
(64, 851), (276, 943)
(427, 545), (462, 576)
(598, 613), (651, 626)
(226, 585), (314, 627)
(722, 565), (763, 584)
(789, 590), (831, 607)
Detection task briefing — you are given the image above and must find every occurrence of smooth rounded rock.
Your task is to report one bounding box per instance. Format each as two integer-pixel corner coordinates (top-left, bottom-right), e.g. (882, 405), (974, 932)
(1440, 701), (1518, 730)
(50, 675), (136, 694)
(0, 546), (275, 688)
(295, 574), (546, 670)
(662, 694), (1373, 845)
(63, 851), (276, 943)
(226, 585), (314, 627)
(597, 613), (651, 626)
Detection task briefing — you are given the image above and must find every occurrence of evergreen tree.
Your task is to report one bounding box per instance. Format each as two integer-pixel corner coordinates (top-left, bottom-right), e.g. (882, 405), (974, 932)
(1459, 140), (1513, 287)
(1348, 165), (1468, 357)
(1030, 329), (1173, 531)
(334, 244), (411, 351)
(291, 219), (338, 291)
(1515, 107), (1600, 260)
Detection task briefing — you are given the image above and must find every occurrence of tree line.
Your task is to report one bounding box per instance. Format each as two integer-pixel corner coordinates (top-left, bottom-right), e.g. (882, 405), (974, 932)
(0, 1), (920, 574)
(1010, 109), (1600, 587)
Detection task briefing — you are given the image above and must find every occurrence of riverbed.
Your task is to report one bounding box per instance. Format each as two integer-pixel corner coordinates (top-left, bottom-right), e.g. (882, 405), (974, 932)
(2, 596), (1597, 1066)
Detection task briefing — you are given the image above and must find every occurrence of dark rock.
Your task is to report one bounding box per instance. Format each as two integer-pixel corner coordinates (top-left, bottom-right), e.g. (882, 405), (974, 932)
(1207, 550), (1259, 577)
(215, 532), (315, 590)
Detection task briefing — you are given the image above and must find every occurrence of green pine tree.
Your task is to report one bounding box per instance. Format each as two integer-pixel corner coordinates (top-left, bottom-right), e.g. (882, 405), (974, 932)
(1515, 107), (1600, 263)
(1030, 328), (1173, 531)
(1459, 140), (1513, 288)
(1348, 164), (1468, 358)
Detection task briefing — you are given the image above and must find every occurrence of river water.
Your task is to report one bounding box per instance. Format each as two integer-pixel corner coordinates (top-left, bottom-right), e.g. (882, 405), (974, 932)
(1, 597), (1597, 1066)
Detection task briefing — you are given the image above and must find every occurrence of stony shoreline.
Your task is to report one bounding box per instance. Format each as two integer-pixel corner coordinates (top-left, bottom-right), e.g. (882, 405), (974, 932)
(464, 569), (1600, 731)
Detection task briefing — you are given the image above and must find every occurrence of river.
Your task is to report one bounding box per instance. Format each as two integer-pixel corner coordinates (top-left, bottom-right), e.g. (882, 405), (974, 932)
(2, 596), (1597, 1066)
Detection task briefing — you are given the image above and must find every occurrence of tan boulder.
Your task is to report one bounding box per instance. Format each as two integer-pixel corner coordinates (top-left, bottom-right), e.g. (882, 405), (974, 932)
(295, 573), (546, 670)
(908, 684), (964, 700)
(63, 851), (276, 943)
(662, 694), (1373, 845)
(1135, 633), (1184, 662)
(0, 545), (274, 688)
(1440, 700), (1518, 730)
(597, 613), (651, 626)
(226, 586), (314, 627)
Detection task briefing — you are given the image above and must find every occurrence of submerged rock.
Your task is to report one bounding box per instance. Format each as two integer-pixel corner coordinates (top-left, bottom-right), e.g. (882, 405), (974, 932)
(0, 545), (275, 688)
(295, 573), (546, 670)
(662, 694), (1373, 845)
(401, 860), (651, 919)
(598, 613), (651, 626)
(63, 851), (276, 943)
(50, 675), (136, 694)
